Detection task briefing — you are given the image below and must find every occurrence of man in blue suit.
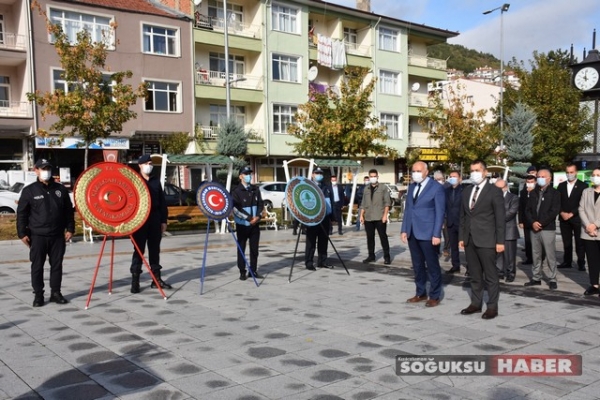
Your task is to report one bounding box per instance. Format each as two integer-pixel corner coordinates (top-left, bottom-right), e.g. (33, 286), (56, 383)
(401, 160), (446, 307)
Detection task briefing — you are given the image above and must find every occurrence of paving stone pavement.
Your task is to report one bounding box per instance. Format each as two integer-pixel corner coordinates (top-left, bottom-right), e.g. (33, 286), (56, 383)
(0, 222), (599, 400)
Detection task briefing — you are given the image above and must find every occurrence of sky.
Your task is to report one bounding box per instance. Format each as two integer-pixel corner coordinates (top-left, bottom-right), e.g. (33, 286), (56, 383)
(328, 0), (600, 64)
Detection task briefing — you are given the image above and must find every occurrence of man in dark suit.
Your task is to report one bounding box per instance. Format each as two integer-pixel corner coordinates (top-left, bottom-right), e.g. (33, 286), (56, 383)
(557, 163), (586, 271)
(305, 167), (335, 270)
(518, 174), (537, 265)
(329, 175), (346, 235)
(524, 168), (561, 289)
(401, 161), (446, 308)
(459, 160), (505, 320)
(445, 170), (463, 274)
(495, 179), (520, 282)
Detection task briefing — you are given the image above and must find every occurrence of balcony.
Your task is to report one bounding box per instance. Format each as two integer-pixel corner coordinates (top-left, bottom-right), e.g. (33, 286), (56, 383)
(408, 92), (430, 107)
(408, 55), (447, 71)
(0, 101), (32, 118)
(194, 13), (261, 39)
(408, 131), (439, 148)
(0, 33), (27, 51)
(199, 125), (264, 142)
(344, 41), (371, 58)
(195, 70), (263, 91)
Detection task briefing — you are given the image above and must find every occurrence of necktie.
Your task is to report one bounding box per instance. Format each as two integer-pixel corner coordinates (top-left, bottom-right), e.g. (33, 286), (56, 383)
(470, 185), (479, 210)
(414, 183), (422, 202)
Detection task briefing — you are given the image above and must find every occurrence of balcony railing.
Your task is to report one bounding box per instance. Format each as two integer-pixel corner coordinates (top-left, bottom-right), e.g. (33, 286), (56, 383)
(199, 125), (265, 142)
(408, 92), (430, 107)
(194, 13), (261, 39)
(344, 41), (371, 57)
(408, 55), (447, 71)
(0, 33), (27, 51)
(408, 131), (439, 148)
(0, 101), (32, 118)
(195, 70), (264, 90)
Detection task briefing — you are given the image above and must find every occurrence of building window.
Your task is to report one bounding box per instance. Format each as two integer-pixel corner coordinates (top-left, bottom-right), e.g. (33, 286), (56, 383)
(144, 80), (180, 112)
(209, 104), (245, 127)
(0, 15), (4, 45)
(272, 54), (299, 82)
(271, 4), (298, 33)
(208, 0), (243, 23)
(379, 27), (398, 52)
(142, 24), (179, 56)
(379, 70), (400, 95)
(49, 8), (114, 48)
(381, 113), (401, 139)
(51, 69), (114, 94)
(209, 52), (245, 77)
(273, 104), (297, 134)
(0, 76), (9, 107)
(343, 27), (357, 49)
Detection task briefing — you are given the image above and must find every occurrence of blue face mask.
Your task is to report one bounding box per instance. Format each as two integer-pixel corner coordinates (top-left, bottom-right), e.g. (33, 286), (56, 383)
(315, 174), (323, 182)
(244, 174), (252, 184)
(537, 177), (546, 187)
(447, 177), (458, 186)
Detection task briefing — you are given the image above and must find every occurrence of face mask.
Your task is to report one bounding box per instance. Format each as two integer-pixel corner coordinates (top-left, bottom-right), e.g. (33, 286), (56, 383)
(537, 177), (547, 187)
(315, 174), (323, 182)
(40, 170), (52, 182)
(369, 177), (378, 185)
(489, 178), (497, 184)
(591, 176), (600, 186)
(331, 181), (337, 186)
(566, 173), (577, 182)
(411, 172), (423, 184)
(526, 182), (536, 189)
(243, 174), (252, 184)
(447, 177), (458, 186)
(470, 171), (483, 184)
(141, 164), (153, 175)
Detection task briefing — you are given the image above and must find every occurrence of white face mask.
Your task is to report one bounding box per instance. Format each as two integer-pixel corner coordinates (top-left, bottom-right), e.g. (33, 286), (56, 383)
(489, 178), (497, 184)
(591, 176), (600, 186)
(369, 177), (378, 185)
(470, 171), (483, 184)
(141, 164), (153, 175)
(566, 173), (577, 182)
(40, 170), (52, 182)
(412, 171), (424, 184)
(526, 182), (536, 189)
(331, 181), (337, 186)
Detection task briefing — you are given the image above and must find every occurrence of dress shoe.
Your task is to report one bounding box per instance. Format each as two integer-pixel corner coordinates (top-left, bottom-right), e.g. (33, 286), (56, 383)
(250, 272), (265, 279)
(318, 264), (334, 269)
(460, 305), (482, 315)
(498, 274), (505, 280)
(524, 279), (541, 287)
(292, 230), (297, 236)
(151, 278), (173, 289)
(338, 231), (344, 235)
(239, 273), (247, 281)
(482, 309), (498, 320)
(306, 265), (316, 271)
(557, 262), (572, 269)
(578, 266), (586, 271)
(425, 299), (440, 307)
(406, 295), (427, 303)
(521, 259), (533, 265)
(33, 292), (44, 307)
(584, 286), (600, 295)
(362, 256), (375, 263)
(446, 267), (460, 274)
(548, 282), (557, 290)
(505, 276), (515, 283)
(383, 259), (391, 265)
(49, 292), (68, 304)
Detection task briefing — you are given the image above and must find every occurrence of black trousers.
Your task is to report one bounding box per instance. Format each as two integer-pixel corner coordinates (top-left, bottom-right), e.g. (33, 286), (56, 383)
(305, 218), (331, 267)
(560, 218), (585, 267)
(465, 239), (499, 309)
(523, 227), (532, 261)
(131, 216), (163, 274)
(236, 223), (260, 273)
(331, 203), (343, 233)
(30, 234), (66, 295)
(364, 220), (390, 260)
(447, 224), (460, 269)
(583, 240), (600, 286)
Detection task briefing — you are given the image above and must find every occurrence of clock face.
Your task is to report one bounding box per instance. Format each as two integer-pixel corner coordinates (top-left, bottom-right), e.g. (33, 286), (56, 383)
(574, 66), (599, 91)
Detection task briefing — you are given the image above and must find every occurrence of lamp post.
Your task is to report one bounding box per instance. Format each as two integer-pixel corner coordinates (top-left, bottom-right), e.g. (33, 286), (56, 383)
(223, 0), (231, 120)
(483, 3), (510, 152)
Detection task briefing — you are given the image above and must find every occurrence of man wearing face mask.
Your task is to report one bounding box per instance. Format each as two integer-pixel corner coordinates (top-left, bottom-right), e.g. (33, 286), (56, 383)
(459, 160), (505, 320)
(17, 159), (75, 307)
(524, 168), (560, 289)
(445, 170), (463, 274)
(305, 167), (335, 270)
(495, 179), (520, 282)
(130, 154), (172, 293)
(401, 161), (445, 307)
(329, 175), (345, 235)
(518, 174), (537, 265)
(232, 166), (264, 280)
(361, 169), (392, 265)
(557, 163), (586, 271)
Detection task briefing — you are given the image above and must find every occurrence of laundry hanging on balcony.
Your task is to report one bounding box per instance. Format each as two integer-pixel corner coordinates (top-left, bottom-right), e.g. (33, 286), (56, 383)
(317, 34), (347, 70)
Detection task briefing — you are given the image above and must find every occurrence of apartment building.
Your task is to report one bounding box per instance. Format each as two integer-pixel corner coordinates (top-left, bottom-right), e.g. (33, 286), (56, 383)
(30, 0), (194, 183)
(189, 0), (457, 185)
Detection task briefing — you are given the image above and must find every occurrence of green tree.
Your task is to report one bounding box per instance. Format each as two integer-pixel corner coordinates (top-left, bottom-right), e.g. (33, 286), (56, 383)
(215, 120), (248, 185)
(418, 83), (500, 169)
(160, 132), (192, 155)
(504, 102), (536, 162)
(505, 49), (592, 169)
(288, 67), (398, 159)
(27, 3), (146, 169)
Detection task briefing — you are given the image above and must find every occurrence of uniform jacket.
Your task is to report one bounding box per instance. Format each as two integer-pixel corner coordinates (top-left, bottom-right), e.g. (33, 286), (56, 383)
(557, 179), (586, 222)
(361, 183), (392, 222)
(524, 185), (560, 231)
(459, 180), (505, 248)
(17, 179), (75, 237)
(445, 184), (463, 229)
(145, 175), (168, 224)
(578, 188), (600, 241)
(401, 178), (445, 240)
(232, 183), (264, 227)
(503, 191), (520, 240)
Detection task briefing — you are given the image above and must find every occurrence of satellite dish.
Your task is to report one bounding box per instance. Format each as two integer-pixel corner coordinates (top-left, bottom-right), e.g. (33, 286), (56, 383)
(193, 0), (202, 6)
(307, 66), (318, 82)
(411, 82), (420, 92)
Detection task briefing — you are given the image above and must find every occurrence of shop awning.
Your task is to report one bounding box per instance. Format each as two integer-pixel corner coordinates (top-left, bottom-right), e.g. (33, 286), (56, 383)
(166, 154), (234, 166)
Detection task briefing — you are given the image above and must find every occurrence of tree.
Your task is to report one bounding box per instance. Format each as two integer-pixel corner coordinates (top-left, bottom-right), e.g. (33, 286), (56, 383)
(504, 102), (536, 162)
(504, 49), (592, 169)
(215, 120), (248, 184)
(160, 132), (193, 155)
(287, 67), (398, 159)
(418, 83), (500, 169)
(27, 3), (146, 169)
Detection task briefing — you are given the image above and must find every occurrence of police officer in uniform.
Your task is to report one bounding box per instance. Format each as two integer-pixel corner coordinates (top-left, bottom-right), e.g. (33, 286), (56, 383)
(305, 167), (335, 270)
(17, 158), (75, 307)
(232, 166), (264, 280)
(130, 154), (172, 293)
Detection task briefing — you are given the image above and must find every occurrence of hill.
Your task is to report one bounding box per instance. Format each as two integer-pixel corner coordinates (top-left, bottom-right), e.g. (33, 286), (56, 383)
(428, 43), (501, 73)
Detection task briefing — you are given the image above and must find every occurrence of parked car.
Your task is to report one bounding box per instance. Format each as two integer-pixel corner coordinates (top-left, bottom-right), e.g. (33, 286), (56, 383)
(0, 182), (75, 214)
(258, 182), (287, 210)
(164, 183), (196, 206)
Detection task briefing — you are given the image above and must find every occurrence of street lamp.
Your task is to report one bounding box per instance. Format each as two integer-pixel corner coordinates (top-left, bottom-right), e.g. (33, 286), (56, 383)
(223, 0), (232, 120)
(483, 3), (509, 151)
